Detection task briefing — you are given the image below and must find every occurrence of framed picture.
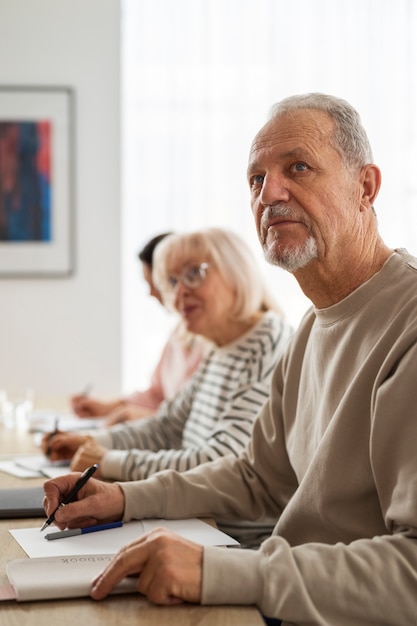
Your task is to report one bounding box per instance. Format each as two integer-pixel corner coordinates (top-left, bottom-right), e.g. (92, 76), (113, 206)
(0, 86), (74, 277)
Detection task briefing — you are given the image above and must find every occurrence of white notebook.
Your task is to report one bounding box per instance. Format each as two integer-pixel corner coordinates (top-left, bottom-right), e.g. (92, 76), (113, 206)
(2, 554), (137, 601)
(3, 518), (239, 602)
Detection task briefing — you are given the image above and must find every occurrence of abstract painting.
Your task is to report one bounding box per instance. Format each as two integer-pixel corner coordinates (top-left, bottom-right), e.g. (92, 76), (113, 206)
(0, 87), (73, 276)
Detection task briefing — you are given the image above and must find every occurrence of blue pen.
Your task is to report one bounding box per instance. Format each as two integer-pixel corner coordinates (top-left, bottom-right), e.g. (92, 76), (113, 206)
(44, 521), (123, 541)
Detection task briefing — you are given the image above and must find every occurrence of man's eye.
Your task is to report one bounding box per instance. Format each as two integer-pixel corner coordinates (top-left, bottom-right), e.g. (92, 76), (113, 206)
(250, 174), (264, 187)
(168, 276), (178, 288)
(293, 162), (308, 172)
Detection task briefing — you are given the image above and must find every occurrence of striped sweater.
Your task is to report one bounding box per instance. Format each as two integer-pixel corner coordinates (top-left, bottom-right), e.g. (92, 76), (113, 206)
(94, 311), (293, 484)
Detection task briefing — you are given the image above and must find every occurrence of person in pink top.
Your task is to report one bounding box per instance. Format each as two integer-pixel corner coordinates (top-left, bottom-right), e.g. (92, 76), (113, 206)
(71, 233), (207, 425)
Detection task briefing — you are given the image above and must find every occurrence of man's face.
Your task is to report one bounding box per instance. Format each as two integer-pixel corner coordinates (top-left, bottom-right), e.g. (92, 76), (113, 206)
(247, 109), (361, 272)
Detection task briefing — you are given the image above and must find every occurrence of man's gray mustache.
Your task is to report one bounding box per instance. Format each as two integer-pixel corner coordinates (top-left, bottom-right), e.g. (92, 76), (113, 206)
(260, 205), (295, 237)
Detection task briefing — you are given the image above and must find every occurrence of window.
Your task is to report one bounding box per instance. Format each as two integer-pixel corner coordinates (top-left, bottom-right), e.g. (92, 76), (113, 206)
(122, 0), (417, 392)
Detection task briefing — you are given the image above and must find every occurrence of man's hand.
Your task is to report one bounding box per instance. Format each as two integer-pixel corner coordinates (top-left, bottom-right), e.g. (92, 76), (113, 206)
(91, 528), (203, 605)
(43, 473), (125, 529)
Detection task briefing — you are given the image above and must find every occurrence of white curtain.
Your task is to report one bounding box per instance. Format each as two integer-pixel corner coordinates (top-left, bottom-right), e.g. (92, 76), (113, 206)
(121, 0), (417, 391)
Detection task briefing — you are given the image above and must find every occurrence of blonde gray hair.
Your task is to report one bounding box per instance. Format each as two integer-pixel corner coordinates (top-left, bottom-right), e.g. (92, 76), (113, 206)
(153, 227), (282, 320)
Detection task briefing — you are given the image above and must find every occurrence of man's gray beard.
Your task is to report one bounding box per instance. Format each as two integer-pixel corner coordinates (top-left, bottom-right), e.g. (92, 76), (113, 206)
(260, 204), (318, 272)
(264, 235), (318, 272)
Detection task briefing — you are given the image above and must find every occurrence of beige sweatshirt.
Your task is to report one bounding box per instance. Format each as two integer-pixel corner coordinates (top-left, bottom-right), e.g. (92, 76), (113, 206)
(120, 249), (417, 625)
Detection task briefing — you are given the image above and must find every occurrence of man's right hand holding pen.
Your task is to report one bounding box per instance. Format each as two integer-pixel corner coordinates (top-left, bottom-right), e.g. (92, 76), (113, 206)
(42, 473), (125, 530)
(42, 472), (203, 605)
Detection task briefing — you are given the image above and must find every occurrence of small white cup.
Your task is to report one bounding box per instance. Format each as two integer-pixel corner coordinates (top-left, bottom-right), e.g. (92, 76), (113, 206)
(1, 389), (34, 431)
(0, 391), (14, 429)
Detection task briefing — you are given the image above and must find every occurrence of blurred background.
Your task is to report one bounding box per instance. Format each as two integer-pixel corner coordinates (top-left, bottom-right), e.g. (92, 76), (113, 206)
(0, 0), (416, 406)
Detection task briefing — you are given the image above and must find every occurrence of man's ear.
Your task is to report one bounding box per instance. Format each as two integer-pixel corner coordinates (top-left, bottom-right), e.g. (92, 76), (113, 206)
(359, 164), (382, 211)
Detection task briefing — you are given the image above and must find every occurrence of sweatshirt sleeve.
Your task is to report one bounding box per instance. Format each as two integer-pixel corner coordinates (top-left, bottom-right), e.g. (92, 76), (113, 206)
(117, 339), (417, 625)
(201, 534), (417, 625)
(99, 378), (271, 481)
(203, 339), (417, 624)
(118, 464), (417, 625)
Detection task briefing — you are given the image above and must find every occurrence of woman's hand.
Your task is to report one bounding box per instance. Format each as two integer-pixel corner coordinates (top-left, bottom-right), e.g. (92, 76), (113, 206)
(104, 405), (156, 426)
(43, 473), (125, 530)
(41, 431), (89, 461)
(71, 439), (106, 476)
(71, 395), (122, 418)
(91, 528), (203, 605)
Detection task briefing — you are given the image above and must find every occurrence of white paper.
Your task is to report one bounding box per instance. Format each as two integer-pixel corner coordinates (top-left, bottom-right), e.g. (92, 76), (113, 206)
(142, 518), (240, 546)
(10, 521), (145, 558)
(40, 466), (72, 479)
(10, 518), (239, 559)
(13, 455), (69, 472)
(0, 460), (42, 479)
(0, 455), (70, 479)
(27, 411), (106, 433)
(13, 455), (70, 478)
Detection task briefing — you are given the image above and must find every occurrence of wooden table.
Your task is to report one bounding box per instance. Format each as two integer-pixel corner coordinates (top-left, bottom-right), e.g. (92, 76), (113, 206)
(0, 426), (263, 626)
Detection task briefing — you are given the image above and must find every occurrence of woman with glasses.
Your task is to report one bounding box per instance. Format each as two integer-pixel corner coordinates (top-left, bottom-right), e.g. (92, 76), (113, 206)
(69, 232), (208, 425)
(43, 227), (293, 544)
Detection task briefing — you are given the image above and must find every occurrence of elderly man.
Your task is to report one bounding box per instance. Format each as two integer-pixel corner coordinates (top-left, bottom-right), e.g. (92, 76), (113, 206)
(43, 94), (417, 625)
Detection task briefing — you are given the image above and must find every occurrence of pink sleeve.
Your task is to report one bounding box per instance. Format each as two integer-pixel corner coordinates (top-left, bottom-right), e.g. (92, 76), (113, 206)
(126, 331), (205, 410)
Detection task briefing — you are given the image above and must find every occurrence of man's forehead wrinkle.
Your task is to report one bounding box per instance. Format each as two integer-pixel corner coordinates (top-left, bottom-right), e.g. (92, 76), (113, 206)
(266, 109), (333, 141)
(248, 127), (284, 170)
(248, 117), (334, 172)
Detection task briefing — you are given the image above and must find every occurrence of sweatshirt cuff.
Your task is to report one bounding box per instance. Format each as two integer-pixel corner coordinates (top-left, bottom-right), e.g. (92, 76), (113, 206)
(118, 475), (169, 521)
(100, 450), (129, 480)
(91, 430), (113, 447)
(202, 545), (262, 606)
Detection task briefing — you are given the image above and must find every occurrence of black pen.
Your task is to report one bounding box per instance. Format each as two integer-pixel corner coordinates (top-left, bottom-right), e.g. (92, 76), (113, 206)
(46, 417), (59, 457)
(81, 383), (93, 397)
(40, 464), (98, 532)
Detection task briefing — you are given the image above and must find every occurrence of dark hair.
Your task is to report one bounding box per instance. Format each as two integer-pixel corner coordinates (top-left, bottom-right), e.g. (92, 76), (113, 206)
(138, 232), (173, 268)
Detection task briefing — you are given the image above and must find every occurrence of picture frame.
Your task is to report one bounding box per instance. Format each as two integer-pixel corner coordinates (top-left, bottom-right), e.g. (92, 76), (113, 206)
(0, 86), (74, 277)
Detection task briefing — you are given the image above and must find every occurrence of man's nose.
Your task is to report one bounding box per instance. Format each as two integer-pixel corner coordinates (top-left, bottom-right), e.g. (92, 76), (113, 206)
(259, 173), (290, 206)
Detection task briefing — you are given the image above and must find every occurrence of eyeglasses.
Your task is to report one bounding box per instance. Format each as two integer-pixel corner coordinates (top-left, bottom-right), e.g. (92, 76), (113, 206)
(167, 263), (210, 291)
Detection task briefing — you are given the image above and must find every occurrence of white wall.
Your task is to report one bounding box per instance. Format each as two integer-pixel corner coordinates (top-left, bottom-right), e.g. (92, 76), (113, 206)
(0, 0), (121, 407)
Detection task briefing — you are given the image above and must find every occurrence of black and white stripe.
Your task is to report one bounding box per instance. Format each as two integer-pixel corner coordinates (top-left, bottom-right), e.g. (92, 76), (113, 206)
(106, 311), (292, 481)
